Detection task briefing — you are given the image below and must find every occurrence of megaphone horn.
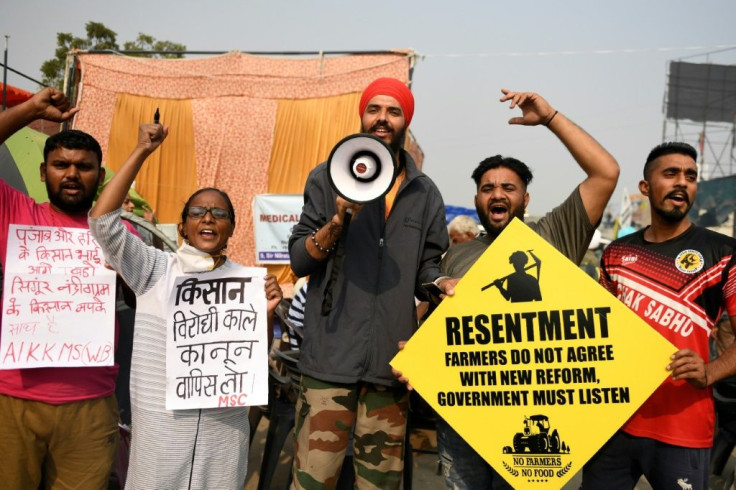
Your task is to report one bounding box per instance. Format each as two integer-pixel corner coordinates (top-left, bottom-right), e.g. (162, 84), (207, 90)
(327, 134), (397, 204)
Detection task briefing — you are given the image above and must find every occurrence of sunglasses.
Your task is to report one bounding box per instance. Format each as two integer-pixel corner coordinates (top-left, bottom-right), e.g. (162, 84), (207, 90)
(187, 206), (231, 220)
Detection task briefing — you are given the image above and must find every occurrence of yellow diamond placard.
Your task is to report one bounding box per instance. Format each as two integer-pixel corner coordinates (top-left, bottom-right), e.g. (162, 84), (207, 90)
(391, 219), (676, 489)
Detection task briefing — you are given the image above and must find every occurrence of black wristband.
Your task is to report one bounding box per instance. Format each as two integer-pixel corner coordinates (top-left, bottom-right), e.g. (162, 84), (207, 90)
(544, 110), (559, 127)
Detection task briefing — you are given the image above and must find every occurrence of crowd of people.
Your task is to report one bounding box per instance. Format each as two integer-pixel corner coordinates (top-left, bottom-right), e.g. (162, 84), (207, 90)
(0, 77), (733, 490)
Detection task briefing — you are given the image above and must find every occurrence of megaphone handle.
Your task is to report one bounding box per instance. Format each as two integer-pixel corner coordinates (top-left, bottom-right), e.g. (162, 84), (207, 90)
(342, 207), (353, 228)
(321, 209), (352, 316)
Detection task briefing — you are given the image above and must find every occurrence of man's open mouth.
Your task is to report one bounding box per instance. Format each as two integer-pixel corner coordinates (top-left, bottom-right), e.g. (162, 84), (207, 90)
(489, 203), (509, 219)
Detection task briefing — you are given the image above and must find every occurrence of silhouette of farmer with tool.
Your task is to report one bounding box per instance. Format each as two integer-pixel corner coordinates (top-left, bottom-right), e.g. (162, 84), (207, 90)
(485, 250), (541, 302)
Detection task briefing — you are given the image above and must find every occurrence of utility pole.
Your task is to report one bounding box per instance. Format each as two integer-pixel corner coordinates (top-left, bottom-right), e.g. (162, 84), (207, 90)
(2, 35), (8, 111)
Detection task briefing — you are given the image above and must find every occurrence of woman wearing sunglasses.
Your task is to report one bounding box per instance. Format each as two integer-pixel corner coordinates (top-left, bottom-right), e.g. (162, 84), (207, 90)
(89, 123), (282, 489)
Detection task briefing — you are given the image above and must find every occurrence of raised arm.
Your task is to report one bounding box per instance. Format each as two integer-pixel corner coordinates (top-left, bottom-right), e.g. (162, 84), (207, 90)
(501, 89), (620, 225)
(90, 123), (168, 218)
(0, 88), (78, 145)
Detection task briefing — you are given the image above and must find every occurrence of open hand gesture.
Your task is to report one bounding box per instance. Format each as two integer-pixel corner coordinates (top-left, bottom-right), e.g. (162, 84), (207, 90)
(500, 89), (556, 127)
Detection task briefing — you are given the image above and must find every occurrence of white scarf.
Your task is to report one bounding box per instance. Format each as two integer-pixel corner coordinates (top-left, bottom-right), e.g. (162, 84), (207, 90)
(177, 242), (225, 273)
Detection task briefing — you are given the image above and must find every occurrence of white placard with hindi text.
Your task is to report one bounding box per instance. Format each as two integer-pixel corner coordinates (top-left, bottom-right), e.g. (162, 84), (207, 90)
(165, 264), (269, 410)
(0, 224), (116, 369)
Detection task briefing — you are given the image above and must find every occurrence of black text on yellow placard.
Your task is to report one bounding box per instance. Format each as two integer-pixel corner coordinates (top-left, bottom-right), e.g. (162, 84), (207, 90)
(391, 219), (675, 489)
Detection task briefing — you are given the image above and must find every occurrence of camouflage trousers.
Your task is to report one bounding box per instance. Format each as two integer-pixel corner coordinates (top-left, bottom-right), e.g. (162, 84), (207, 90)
(291, 375), (409, 490)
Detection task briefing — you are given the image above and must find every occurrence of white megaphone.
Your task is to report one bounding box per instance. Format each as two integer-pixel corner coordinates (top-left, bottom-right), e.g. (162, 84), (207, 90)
(326, 134), (397, 204)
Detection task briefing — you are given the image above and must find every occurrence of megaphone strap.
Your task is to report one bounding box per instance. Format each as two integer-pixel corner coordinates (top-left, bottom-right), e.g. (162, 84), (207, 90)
(321, 211), (353, 316)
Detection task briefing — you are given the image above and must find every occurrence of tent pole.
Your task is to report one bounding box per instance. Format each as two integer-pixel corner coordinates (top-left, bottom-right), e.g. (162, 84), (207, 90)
(61, 51), (77, 131)
(2, 35), (8, 111)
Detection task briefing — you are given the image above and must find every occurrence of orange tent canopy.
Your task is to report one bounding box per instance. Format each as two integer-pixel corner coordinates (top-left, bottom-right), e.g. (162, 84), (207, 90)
(0, 83), (33, 108)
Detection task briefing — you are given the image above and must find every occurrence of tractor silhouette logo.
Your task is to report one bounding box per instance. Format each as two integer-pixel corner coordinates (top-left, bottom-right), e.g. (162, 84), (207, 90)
(482, 250), (542, 303)
(502, 415), (569, 454)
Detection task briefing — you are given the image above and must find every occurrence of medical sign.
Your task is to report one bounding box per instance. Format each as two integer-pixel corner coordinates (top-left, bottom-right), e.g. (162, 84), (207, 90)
(252, 194), (302, 264)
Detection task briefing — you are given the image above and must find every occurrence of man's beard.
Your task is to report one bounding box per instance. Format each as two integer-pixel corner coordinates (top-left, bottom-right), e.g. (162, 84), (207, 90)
(476, 200), (525, 238)
(652, 203), (691, 223)
(47, 183), (96, 214)
(652, 191), (693, 224)
(361, 122), (405, 154)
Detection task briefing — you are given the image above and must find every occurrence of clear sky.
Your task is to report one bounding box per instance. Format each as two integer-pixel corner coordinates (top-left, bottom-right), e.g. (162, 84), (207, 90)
(2, 0), (735, 216)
